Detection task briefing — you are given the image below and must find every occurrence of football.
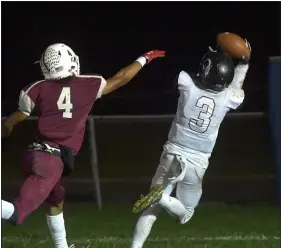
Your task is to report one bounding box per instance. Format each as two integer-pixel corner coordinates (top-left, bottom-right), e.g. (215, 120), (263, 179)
(217, 32), (250, 59)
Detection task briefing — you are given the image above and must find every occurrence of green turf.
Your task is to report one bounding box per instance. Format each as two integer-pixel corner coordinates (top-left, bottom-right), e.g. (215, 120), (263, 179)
(2, 203), (279, 248)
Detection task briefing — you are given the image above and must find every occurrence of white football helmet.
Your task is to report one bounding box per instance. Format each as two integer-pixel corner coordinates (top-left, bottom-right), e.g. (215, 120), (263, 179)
(39, 43), (80, 80)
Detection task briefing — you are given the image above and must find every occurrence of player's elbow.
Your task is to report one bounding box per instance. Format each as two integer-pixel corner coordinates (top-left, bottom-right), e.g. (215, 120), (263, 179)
(113, 69), (132, 84)
(2, 123), (13, 137)
(3, 111), (28, 133)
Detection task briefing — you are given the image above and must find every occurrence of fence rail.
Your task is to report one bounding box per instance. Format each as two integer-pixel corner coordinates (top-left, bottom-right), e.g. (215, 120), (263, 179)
(1, 112), (266, 121)
(1, 112), (267, 209)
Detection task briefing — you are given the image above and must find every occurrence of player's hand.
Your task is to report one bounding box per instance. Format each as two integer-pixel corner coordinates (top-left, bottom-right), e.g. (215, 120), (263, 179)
(241, 39), (251, 64)
(245, 39), (251, 53)
(143, 50), (165, 64)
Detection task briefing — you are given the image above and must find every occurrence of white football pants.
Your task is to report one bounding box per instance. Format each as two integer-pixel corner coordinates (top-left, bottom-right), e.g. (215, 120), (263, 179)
(143, 150), (206, 222)
(131, 150), (207, 248)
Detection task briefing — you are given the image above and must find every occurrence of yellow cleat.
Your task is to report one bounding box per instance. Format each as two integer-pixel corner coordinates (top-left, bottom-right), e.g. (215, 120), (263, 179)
(132, 184), (164, 215)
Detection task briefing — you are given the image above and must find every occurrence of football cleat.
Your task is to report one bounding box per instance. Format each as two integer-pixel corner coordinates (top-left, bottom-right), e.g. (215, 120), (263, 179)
(132, 184), (164, 215)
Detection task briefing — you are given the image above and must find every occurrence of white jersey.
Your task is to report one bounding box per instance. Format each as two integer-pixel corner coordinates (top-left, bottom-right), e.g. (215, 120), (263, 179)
(167, 64), (248, 162)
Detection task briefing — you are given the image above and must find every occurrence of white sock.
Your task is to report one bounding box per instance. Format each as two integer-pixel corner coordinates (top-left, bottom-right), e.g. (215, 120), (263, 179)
(46, 212), (69, 248)
(131, 214), (156, 248)
(159, 194), (188, 221)
(1, 200), (15, 220)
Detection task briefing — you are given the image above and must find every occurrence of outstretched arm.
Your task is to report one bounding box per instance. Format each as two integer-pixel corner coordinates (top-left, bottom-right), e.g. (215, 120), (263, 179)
(102, 50), (165, 95)
(230, 39), (251, 89)
(230, 63), (249, 89)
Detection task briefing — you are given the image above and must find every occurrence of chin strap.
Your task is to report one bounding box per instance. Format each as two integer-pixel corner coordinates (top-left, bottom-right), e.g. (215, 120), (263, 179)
(208, 46), (217, 52)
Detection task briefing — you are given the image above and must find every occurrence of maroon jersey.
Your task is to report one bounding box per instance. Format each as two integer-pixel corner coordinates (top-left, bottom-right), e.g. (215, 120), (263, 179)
(18, 75), (106, 154)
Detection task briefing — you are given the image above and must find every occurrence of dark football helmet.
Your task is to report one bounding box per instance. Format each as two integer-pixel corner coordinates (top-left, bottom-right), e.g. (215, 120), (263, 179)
(197, 47), (235, 92)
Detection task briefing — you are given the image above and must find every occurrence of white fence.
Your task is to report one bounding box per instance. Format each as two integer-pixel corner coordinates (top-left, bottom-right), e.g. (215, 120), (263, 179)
(1, 112), (266, 209)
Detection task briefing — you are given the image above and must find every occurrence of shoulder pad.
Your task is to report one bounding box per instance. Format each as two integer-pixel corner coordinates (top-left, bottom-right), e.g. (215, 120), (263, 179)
(178, 71), (193, 90)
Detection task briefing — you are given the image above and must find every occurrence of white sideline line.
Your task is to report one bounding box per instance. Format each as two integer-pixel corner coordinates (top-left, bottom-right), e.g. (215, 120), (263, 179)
(2, 235), (280, 244)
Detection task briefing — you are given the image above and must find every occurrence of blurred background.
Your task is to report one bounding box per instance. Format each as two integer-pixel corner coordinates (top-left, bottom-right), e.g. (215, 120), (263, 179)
(1, 2), (280, 206)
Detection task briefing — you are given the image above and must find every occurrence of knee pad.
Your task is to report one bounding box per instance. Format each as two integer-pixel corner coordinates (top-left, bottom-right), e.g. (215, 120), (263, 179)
(143, 204), (162, 219)
(178, 207), (194, 224)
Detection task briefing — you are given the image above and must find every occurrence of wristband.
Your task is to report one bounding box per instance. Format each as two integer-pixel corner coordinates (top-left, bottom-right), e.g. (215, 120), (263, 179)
(135, 56), (147, 67)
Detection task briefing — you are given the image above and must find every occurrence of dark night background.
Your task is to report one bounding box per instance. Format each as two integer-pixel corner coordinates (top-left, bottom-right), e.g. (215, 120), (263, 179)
(1, 2), (280, 205)
(2, 2), (280, 115)
(1, 4), (280, 246)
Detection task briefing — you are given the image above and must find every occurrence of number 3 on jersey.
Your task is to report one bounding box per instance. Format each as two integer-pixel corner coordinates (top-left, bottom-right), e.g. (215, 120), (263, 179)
(189, 96), (215, 133)
(57, 87), (73, 118)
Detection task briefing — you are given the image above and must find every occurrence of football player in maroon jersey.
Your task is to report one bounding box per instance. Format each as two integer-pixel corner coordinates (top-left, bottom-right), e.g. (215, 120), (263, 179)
(1, 43), (165, 248)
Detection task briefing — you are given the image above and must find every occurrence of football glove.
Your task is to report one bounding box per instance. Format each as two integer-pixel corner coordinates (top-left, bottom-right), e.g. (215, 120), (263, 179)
(143, 50), (165, 64)
(240, 39), (251, 64)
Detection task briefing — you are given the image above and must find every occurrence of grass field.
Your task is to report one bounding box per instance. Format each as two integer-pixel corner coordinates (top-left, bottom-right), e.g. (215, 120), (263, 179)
(2, 203), (279, 248)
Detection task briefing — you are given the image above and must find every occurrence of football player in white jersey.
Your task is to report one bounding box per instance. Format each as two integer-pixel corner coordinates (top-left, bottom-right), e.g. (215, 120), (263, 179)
(130, 41), (251, 248)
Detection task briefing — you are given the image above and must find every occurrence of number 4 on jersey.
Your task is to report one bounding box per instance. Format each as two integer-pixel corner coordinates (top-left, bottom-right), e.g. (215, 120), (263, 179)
(57, 87), (73, 118)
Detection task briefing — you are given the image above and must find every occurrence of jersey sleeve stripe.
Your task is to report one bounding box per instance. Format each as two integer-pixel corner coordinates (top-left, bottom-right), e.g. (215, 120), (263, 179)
(24, 80), (45, 94)
(18, 90), (35, 116)
(19, 80), (45, 115)
(96, 77), (107, 99)
(77, 74), (102, 78)
(77, 75), (107, 99)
